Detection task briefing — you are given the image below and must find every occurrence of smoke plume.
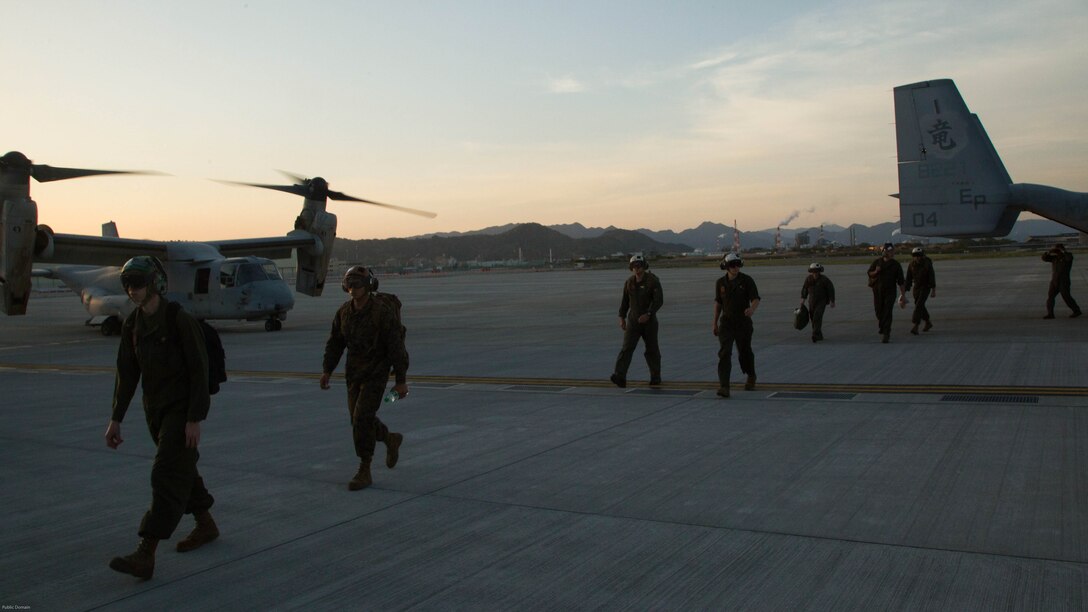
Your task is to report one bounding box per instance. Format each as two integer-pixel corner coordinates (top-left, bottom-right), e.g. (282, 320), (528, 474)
(778, 206), (816, 227)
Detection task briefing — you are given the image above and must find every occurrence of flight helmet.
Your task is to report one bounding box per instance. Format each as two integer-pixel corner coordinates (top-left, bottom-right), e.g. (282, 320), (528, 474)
(629, 254), (648, 270)
(342, 265), (378, 293)
(720, 252), (743, 270)
(120, 256), (167, 295)
(809, 262), (824, 272)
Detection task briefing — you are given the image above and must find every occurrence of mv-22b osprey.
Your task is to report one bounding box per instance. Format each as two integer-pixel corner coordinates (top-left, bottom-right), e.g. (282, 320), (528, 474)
(893, 78), (1088, 237)
(0, 151), (435, 334)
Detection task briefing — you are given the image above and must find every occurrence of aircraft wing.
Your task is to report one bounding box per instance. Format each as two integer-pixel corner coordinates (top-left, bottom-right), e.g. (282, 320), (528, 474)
(39, 231), (319, 266)
(45, 234), (169, 266)
(209, 231), (319, 260)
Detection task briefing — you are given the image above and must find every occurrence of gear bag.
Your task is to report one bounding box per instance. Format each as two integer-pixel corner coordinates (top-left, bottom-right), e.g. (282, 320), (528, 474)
(166, 302), (227, 394)
(794, 304), (810, 331)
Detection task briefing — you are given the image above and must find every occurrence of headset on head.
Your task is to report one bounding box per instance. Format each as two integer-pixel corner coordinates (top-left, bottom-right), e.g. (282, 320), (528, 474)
(342, 266), (379, 293)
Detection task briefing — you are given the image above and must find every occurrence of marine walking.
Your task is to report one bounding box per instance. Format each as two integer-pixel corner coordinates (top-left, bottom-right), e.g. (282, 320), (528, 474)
(800, 262), (835, 343)
(1042, 243), (1082, 318)
(867, 242), (907, 343)
(106, 256), (220, 580)
(610, 254), (664, 388)
(713, 253), (760, 397)
(320, 266), (409, 491)
(904, 246), (936, 334)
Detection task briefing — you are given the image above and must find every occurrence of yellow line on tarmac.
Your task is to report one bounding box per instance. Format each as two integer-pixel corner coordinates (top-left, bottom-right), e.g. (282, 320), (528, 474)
(3, 363), (1087, 397)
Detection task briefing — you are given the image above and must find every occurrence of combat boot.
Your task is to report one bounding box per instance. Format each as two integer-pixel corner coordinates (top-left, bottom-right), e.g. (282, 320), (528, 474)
(745, 374), (757, 391)
(109, 537), (158, 579)
(348, 460), (372, 490)
(176, 510), (219, 553)
(716, 387), (730, 398)
(910, 323), (919, 335)
(385, 433), (404, 469)
(609, 374), (626, 388)
(923, 320), (933, 331)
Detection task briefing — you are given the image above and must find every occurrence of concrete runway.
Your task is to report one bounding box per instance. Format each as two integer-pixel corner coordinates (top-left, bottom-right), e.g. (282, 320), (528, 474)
(2, 255), (1087, 610)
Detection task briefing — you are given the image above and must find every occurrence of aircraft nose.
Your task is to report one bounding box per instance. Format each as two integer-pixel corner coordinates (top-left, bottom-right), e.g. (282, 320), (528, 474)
(277, 284), (296, 310)
(245, 281), (295, 315)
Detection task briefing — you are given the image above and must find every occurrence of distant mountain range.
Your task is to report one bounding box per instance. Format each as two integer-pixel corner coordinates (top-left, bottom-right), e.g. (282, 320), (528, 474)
(333, 223), (692, 265)
(401, 218), (1075, 253)
(333, 218), (1076, 266)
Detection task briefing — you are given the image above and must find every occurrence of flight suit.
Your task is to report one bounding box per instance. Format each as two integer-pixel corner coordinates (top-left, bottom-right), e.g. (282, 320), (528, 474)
(868, 256), (904, 337)
(113, 302), (214, 541)
(801, 273), (835, 340)
(323, 294), (409, 462)
(905, 255), (936, 326)
(715, 272), (759, 387)
(613, 271), (664, 381)
(1043, 250), (1081, 317)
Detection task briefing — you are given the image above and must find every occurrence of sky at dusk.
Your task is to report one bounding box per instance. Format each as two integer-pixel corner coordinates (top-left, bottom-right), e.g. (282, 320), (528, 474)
(5, 0), (1087, 242)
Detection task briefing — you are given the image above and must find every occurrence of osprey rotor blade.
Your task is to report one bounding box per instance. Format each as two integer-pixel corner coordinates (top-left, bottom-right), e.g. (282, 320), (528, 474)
(31, 165), (149, 183)
(2, 152), (158, 184)
(275, 170), (310, 185)
(214, 179), (308, 198)
(220, 171), (436, 218)
(329, 191), (438, 218)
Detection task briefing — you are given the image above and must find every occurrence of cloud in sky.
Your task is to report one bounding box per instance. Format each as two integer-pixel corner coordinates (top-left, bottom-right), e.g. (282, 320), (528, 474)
(558, 0), (1088, 232)
(547, 76), (586, 94)
(5, 0), (1087, 241)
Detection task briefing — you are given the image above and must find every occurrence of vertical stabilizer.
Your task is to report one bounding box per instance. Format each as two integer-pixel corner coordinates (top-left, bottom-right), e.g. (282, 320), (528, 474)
(894, 79), (1018, 237)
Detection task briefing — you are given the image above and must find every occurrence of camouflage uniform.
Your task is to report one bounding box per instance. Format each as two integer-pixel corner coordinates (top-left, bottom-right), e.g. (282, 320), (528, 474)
(613, 271), (664, 381)
(323, 294), (409, 462)
(113, 302), (214, 541)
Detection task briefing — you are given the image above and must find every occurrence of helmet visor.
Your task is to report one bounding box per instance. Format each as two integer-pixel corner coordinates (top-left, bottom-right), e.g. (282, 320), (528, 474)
(344, 276), (368, 289)
(121, 274), (149, 290)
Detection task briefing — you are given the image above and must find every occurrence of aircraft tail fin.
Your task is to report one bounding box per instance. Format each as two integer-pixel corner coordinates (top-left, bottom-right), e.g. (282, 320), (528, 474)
(894, 79), (1018, 237)
(101, 221), (118, 238)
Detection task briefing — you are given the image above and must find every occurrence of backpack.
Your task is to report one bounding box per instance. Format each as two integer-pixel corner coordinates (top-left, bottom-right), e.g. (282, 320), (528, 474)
(165, 302), (227, 395)
(373, 292), (407, 341)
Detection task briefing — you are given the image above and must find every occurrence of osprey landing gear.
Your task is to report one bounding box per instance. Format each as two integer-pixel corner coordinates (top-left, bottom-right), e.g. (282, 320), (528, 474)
(264, 318), (283, 332)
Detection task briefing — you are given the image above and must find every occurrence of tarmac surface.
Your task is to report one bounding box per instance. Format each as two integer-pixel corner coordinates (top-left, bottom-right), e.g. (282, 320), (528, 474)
(2, 255), (1087, 610)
